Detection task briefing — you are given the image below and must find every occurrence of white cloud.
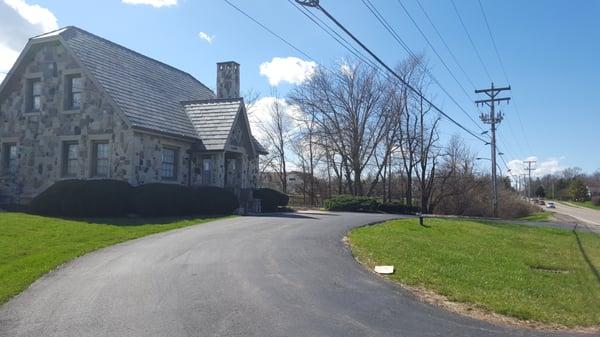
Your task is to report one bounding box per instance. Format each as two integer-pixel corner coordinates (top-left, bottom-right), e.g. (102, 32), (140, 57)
(121, 0), (176, 8)
(259, 57), (316, 86)
(507, 156), (564, 177)
(247, 96), (302, 142)
(197, 31), (214, 44)
(4, 0), (58, 32)
(0, 0), (58, 82)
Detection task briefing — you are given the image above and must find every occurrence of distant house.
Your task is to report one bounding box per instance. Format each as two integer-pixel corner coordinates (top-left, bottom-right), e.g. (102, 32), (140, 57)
(0, 26), (266, 204)
(588, 185), (600, 197)
(258, 170), (307, 194)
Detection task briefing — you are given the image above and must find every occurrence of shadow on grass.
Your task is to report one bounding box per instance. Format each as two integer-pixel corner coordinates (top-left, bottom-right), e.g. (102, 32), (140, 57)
(256, 212), (318, 220)
(297, 211), (340, 217)
(573, 224), (600, 284)
(39, 214), (228, 227)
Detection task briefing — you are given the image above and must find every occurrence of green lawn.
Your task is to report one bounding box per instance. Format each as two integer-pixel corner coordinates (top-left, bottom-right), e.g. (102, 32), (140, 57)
(519, 211), (553, 222)
(0, 212), (226, 304)
(569, 201), (600, 211)
(349, 218), (600, 327)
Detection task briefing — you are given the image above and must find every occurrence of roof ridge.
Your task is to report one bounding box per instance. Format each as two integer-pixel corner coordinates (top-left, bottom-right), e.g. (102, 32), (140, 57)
(181, 97), (243, 105)
(60, 26), (215, 96)
(30, 26), (72, 40)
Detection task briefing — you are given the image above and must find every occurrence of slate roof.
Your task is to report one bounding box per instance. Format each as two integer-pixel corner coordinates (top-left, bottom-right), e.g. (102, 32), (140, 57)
(182, 98), (242, 151)
(252, 137), (268, 155)
(45, 27), (216, 139)
(0, 26), (268, 153)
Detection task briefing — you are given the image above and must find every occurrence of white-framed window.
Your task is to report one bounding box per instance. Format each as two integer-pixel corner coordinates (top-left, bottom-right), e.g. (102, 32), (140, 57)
(92, 141), (109, 177)
(2, 143), (17, 174)
(62, 141), (79, 177)
(66, 74), (82, 110)
(161, 147), (178, 179)
(27, 78), (42, 112)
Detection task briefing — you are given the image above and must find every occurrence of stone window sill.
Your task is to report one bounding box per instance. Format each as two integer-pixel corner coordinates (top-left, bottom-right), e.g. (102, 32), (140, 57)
(61, 109), (81, 115)
(23, 111), (41, 116)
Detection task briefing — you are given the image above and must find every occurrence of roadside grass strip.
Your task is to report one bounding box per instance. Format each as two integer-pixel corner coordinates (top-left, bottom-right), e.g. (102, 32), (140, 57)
(348, 218), (600, 327)
(518, 212), (553, 222)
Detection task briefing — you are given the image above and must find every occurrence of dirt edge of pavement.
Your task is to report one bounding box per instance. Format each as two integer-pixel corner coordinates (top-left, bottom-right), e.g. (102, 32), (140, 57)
(342, 234), (600, 335)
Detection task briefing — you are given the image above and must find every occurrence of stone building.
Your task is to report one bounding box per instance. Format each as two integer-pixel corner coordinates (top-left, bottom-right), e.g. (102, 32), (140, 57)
(0, 26), (266, 204)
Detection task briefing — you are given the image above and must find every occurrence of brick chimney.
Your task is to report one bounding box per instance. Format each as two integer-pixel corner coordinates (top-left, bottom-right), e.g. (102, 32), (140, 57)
(216, 61), (240, 99)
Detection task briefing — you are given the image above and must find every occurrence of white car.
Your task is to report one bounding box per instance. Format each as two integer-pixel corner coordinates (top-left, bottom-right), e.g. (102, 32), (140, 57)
(546, 202), (556, 209)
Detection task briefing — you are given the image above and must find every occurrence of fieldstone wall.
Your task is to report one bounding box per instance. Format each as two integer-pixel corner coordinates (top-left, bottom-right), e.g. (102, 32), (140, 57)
(132, 131), (192, 186)
(0, 42), (132, 203)
(0, 41), (261, 203)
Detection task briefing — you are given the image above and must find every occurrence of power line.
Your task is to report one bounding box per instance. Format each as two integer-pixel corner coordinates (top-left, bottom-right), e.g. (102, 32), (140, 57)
(223, 0), (315, 63)
(450, 0), (492, 82)
(287, 0), (383, 75)
(414, 0), (524, 162)
(295, 0), (488, 144)
(412, 0), (531, 161)
(394, 0), (474, 102)
(477, 0), (509, 83)
(477, 0), (533, 158)
(415, 0), (477, 90)
(361, 0), (485, 134)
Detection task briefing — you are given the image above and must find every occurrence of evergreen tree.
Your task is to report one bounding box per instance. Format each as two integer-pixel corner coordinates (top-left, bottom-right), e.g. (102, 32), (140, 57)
(535, 185), (546, 198)
(569, 179), (589, 201)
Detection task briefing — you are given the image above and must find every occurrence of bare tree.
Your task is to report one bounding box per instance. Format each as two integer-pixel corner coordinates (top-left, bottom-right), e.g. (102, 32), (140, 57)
(394, 56), (425, 206)
(291, 111), (323, 205)
(415, 95), (441, 213)
(259, 90), (291, 193)
(289, 60), (387, 196)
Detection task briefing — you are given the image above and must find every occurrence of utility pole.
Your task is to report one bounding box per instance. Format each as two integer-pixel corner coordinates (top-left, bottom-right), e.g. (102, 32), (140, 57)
(476, 83), (510, 218)
(523, 160), (536, 200)
(520, 174), (528, 198)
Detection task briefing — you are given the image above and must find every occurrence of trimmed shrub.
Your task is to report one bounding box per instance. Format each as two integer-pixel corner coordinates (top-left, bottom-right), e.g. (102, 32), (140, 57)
(253, 188), (289, 212)
(30, 181), (238, 217)
(131, 184), (238, 216)
(323, 195), (379, 212)
(378, 201), (421, 215)
(191, 186), (239, 215)
(30, 179), (132, 217)
(131, 183), (194, 216)
(323, 196), (420, 214)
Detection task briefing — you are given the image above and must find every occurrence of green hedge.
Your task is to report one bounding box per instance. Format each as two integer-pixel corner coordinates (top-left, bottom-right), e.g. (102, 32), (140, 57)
(253, 188), (289, 212)
(377, 201), (421, 215)
(324, 195), (420, 214)
(30, 180), (238, 217)
(30, 179), (132, 217)
(324, 195), (379, 212)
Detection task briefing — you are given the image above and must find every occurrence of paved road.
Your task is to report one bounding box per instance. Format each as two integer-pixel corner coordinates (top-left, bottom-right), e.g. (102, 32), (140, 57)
(547, 201), (600, 232)
(0, 212), (588, 337)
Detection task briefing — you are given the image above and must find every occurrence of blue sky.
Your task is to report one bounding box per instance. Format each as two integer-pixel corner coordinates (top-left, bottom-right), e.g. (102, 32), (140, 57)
(1, 0), (599, 176)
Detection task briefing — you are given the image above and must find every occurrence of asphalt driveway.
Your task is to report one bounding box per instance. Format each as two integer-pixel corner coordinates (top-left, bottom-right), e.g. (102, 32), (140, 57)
(0, 212), (588, 337)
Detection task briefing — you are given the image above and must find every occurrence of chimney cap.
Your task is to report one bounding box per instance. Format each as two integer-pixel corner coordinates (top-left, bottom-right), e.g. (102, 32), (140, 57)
(217, 61), (240, 65)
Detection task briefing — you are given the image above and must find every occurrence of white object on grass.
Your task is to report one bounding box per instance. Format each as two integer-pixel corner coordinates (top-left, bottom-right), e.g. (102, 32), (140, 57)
(374, 265), (394, 274)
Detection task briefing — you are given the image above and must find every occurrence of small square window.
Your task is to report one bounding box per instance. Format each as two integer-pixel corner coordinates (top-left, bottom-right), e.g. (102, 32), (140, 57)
(161, 147), (178, 179)
(92, 141), (109, 177)
(2, 143), (17, 174)
(27, 78), (42, 112)
(66, 75), (82, 110)
(62, 142), (79, 177)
